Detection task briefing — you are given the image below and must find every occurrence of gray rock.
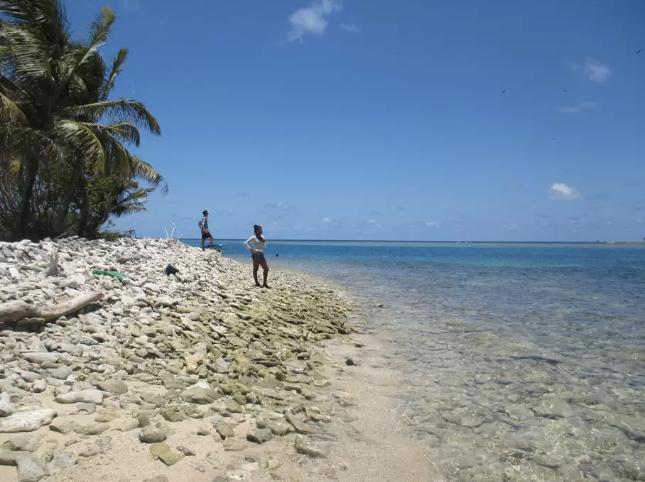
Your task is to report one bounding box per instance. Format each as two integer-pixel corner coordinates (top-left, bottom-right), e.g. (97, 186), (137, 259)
(176, 445), (195, 456)
(214, 423), (236, 439)
(1, 435), (38, 452)
(267, 420), (292, 436)
(49, 419), (78, 434)
(78, 444), (100, 457)
(74, 422), (109, 435)
(55, 389), (104, 405)
(22, 352), (59, 364)
(49, 367), (72, 380)
(16, 455), (48, 482)
(286, 413), (316, 434)
(180, 387), (218, 404)
(31, 380), (47, 393)
(246, 428), (273, 444)
(294, 435), (326, 458)
(75, 402), (96, 414)
(139, 426), (167, 443)
(160, 407), (184, 422)
(20, 372), (42, 383)
(52, 451), (77, 468)
(223, 398), (242, 414)
(0, 393), (15, 417)
(113, 418), (139, 432)
(222, 437), (246, 451)
(0, 448), (18, 466)
(0, 409), (57, 433)
(96, 379), (128, 395)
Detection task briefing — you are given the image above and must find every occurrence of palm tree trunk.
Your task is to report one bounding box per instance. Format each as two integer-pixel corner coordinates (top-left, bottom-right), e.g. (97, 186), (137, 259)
(18, 158), (38, 240)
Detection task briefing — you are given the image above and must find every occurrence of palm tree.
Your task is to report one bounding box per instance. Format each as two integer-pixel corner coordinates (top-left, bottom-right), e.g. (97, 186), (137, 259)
(0, 0), (164, 240)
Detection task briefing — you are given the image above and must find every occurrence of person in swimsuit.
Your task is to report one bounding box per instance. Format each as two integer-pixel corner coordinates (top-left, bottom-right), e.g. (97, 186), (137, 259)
(198, 210), (214, 250)
(243, 224), (269, 288)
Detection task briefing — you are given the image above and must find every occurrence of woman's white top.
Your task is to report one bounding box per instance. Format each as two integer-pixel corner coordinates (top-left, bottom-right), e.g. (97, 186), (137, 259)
(243, 235), (266, 253)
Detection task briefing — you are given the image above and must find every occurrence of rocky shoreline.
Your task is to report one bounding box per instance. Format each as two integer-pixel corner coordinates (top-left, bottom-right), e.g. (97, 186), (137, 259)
(0, 237), (354, 481)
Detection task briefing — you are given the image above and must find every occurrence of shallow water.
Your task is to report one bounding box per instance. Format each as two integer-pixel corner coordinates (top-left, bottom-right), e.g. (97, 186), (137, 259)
(187, 240), (645, 481)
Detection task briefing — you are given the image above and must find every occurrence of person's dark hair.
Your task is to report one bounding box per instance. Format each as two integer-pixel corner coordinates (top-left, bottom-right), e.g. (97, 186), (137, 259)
(203, 210), (208, 216)
(254, 224), (264, 242)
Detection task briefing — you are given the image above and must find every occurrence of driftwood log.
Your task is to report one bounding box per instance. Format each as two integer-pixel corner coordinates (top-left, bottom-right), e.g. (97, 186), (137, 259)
(0, 292), (103, 324)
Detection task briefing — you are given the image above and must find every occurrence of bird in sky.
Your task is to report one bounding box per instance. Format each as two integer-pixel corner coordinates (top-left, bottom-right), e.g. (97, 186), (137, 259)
(637, 48), (643, 55)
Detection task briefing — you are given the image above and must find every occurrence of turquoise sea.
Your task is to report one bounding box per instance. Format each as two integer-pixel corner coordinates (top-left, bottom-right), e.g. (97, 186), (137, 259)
(185, 239), (645, 481)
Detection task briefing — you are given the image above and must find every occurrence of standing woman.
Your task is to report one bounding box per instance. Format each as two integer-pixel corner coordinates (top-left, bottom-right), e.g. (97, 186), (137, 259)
(243, 225), (269, 288)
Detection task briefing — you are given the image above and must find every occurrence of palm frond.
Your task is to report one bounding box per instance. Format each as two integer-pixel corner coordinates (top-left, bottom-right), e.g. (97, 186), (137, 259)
(0, 25), (52, 81)
(100, 48), (127, 100)
(63, 98), (161, 134)
(130, 155), (166, 191)
(84, 121), (140, 146)
(67, 7), (114, 74)
(54, 119), (106, 173)
(0, 0), (68, 46)
(8, 158), (21, 175)
(110, 186), (153, 217)
(0, 91), (27, 123)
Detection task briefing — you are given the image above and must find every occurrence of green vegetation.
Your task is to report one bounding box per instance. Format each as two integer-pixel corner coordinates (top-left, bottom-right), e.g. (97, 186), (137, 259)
(0, 0), (165, 241)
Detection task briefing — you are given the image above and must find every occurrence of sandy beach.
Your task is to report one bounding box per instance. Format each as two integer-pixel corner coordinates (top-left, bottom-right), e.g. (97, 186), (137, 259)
(0, 238), (433, 482)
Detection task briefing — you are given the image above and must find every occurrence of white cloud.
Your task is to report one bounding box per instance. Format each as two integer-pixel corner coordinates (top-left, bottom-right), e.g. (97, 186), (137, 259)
(425, 221), (441, 228)
(288, 0), (341, 42)
(583, 59), (611, 83)
(321, 217), (331, 223)
(368, 219), (383, 229)
(550, 182), (582, 201)
(559, 101), (598, 114)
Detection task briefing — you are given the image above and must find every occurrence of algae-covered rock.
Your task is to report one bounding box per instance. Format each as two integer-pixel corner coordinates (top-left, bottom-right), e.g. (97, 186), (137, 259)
(180, 387), (218, 404)
(149, 443), (184, 466)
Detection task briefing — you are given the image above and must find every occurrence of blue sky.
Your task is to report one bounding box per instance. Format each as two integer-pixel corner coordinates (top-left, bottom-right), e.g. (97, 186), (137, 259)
(66, 0), (645, 241)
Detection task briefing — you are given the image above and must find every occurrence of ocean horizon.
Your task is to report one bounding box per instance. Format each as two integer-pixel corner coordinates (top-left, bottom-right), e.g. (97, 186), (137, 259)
(184, 238), (645, 245)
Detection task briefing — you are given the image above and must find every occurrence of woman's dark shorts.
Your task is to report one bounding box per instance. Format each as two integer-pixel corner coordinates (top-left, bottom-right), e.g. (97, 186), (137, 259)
(252, 252), (266, 263)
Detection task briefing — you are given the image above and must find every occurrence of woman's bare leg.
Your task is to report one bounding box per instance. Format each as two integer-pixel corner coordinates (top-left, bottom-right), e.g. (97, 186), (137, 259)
(259, 257), (270, 288)
(252, 255), (261, 286)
